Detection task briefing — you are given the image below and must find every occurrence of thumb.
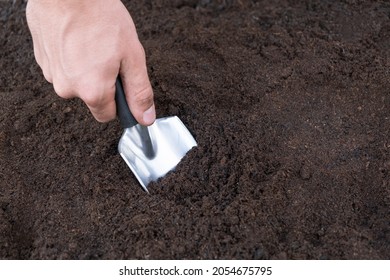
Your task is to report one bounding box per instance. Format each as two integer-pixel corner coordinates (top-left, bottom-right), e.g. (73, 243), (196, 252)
(120, 42), (155, 126)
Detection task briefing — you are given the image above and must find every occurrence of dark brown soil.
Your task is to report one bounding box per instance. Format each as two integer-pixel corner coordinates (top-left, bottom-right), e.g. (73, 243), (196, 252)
(1, 0), (389, 259)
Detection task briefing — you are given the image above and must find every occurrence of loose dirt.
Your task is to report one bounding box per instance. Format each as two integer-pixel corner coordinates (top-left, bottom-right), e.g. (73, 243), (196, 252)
(0, 0), (389, 259)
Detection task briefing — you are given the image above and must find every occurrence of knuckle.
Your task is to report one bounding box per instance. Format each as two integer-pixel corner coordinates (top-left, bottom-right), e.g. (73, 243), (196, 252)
(133, 86), (154, 109)
(78, 80), (110, 109)
(38, 58), (53, 83)
(89, 96), (116, 123)
(81, 89), (104, 109)
(53, 79), (72, 99)
(42, 70), (53, 84)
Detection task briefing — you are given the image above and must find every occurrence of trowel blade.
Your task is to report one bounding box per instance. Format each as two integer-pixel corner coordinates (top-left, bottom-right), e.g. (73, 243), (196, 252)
(118, 116), (197, 192)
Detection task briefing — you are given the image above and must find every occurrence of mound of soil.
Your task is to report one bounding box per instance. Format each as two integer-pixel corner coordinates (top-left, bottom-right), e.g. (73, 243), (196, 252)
(0, 0), (389, 259)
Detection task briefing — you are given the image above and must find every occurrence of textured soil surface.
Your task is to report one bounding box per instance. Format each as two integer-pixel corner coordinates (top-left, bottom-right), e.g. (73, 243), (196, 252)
(1, 0), (389, 259)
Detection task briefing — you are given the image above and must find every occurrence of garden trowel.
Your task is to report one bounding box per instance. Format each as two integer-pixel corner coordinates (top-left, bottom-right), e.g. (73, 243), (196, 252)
(115, 78), (197, 192)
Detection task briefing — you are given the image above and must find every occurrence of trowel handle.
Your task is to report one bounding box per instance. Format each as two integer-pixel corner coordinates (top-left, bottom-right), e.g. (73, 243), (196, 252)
(115, 77), (138, 128)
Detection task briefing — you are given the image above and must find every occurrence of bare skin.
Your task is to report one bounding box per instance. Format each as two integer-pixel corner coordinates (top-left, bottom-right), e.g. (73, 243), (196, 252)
(26, 0), (156, 125)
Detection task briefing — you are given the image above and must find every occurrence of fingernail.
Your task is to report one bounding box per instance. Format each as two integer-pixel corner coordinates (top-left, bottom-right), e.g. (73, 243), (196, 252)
(143, 106), (156, 125)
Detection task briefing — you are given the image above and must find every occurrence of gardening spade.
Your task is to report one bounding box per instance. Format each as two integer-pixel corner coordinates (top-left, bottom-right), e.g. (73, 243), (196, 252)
(115, 78), (197, 192)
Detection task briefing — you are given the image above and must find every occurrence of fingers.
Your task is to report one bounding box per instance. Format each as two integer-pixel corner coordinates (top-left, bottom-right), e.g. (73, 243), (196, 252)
(32, 45), (118, 123)
(29, 31), (153, 125)
(40, 56), (53, 83)
(52, 75), (117, 123)
(27, 19), (53, 83)
(76, 78), (117, 123)
(82, 80), (117, 123)
(120, 41), (156, 126)
(85, 94), (117, 123)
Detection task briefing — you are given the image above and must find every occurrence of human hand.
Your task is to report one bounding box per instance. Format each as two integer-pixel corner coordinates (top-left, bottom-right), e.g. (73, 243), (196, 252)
(26, 0), (155, 125)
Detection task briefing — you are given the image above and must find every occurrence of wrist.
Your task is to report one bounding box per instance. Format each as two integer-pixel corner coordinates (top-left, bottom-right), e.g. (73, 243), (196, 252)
(28, 0), (106, 12)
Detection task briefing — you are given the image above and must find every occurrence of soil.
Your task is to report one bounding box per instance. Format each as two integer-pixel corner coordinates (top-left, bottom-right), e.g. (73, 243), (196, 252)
(0, 0), (389, 259)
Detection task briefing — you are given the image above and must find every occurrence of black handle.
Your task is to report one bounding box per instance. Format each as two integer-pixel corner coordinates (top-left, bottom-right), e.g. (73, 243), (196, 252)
(115, 77), (138, 128)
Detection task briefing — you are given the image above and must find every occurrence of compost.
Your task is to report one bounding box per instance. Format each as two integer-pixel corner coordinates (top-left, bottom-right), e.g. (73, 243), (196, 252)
(0, 0), (389, 259)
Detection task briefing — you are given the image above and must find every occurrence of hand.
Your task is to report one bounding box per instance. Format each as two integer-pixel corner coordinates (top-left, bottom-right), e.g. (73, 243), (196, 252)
(26, 0), (156, 125)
